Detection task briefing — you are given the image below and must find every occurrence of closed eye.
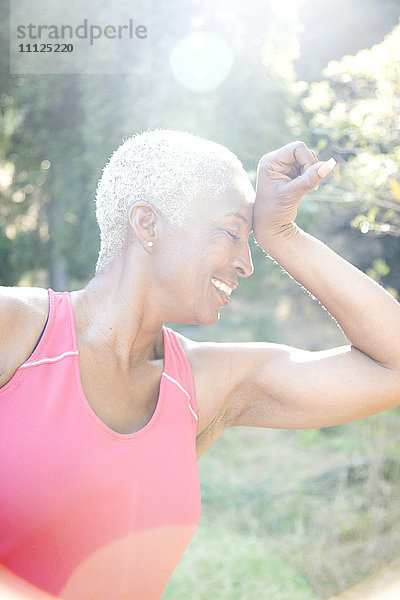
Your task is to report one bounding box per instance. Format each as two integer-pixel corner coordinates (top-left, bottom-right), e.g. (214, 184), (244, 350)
(225, 230), (239, 241)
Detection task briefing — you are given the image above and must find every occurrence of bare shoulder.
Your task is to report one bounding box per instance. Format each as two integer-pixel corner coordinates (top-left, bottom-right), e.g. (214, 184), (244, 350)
(0, 285), (49, 328)
(0, 286), (49, 387)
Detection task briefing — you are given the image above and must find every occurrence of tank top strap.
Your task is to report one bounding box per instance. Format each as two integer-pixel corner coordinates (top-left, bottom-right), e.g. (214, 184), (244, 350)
(20, 289), (77, 368)
(162, 325), (197, 420)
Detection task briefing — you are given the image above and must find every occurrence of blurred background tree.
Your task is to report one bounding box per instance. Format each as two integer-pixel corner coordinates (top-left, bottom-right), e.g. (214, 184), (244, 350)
(2, 0), (398, 293)
(1, 0), (300, 290)
(295, 19), (400, 298)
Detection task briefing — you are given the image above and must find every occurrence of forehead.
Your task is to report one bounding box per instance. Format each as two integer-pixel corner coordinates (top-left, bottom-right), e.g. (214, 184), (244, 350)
(192, 169), (255, 223)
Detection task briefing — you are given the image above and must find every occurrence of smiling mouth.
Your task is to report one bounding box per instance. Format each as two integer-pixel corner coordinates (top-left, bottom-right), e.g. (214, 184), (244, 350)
(211, 278), (236, 307)
(211, 278), (234, 296)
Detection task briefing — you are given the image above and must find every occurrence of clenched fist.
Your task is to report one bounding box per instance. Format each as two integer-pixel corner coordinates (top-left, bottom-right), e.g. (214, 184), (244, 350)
(253, 141), (336, 250)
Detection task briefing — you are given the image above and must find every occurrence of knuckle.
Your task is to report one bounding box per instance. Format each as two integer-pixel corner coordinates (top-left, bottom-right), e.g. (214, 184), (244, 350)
(258, 153), (272, 166)
(293, 140), (306, 149)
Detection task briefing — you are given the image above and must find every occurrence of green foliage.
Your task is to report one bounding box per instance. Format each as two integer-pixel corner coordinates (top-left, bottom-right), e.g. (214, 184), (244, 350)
(297, 20), (400, 295)
(2, 1), (399, 295)
(295, 0), (400, 83)
(0, 0), (303, 289)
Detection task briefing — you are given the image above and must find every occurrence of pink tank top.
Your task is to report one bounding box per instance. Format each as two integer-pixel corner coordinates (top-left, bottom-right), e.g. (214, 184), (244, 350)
(0, 289), (201, 599)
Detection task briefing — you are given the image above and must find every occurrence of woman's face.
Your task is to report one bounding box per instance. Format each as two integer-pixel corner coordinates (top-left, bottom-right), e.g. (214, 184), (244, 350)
(152, 173), (255, 325)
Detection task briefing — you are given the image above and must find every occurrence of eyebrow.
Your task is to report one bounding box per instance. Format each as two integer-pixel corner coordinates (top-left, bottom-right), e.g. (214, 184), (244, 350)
(223, 212), (250, 225)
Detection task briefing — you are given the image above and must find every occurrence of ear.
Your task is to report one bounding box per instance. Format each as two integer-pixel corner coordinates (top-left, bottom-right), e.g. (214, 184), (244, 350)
(128, 202), (160, 252)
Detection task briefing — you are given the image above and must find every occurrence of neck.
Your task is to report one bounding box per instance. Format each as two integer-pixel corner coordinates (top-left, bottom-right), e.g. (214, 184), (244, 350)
(71, 254), (164, 368)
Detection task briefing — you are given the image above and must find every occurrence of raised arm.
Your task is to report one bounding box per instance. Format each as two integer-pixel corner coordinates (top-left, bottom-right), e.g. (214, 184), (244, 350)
(253, 142), (400, 373)
(229, 142), (400, 430)
(191, 142), (400, 442)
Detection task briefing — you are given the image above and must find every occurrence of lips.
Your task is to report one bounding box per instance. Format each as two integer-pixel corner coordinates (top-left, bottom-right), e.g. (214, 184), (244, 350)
(211, 278), (235, 296)
(211, 278), (237, 306)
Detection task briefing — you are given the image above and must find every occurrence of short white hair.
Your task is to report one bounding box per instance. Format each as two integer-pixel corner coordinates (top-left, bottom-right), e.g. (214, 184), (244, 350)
(95, 128), (246, 273)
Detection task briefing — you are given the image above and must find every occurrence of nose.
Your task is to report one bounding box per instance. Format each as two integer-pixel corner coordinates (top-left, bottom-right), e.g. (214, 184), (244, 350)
(233, 242), (254, 278)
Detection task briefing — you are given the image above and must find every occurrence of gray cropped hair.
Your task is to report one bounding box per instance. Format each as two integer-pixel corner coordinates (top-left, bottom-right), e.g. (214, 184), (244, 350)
(95, 128), (246, 273)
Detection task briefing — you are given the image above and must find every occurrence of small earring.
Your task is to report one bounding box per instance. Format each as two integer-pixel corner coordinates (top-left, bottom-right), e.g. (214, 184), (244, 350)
(147, 241), (154, 247)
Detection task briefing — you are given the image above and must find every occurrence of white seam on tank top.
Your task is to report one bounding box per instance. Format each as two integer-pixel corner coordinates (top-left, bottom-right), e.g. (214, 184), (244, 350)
(18, 350), (79, 369)
(162, 371), (198, 421)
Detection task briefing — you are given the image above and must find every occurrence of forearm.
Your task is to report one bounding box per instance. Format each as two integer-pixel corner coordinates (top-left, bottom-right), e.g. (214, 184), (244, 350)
(262, 225), (400, 370)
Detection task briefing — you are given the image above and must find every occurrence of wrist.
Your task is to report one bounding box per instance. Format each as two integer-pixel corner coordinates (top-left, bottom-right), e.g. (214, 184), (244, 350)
(254, 222), (303, 258)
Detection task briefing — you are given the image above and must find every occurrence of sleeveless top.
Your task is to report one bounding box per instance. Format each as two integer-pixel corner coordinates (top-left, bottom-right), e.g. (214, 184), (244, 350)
(0, 289), (201, 599)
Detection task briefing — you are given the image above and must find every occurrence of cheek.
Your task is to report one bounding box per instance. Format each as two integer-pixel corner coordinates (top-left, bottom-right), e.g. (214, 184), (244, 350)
(159, 232), (232, 284)
(157, 243), (202, 292)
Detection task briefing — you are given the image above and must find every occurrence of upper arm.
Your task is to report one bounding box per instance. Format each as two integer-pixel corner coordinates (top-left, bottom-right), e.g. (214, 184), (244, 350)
(0, 286), (49, 387)
(184, 338), (400, 438)
(228, 342), (400, 429)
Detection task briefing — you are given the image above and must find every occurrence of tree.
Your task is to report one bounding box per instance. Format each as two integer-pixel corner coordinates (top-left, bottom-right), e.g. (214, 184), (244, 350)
(295, 20), (400, 296)
(0, 0), (302, 289)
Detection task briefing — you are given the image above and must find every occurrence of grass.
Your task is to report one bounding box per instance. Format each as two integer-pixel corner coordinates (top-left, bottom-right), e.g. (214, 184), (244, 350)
(163, 525), (317, 600)
(163, 413), (400, 599)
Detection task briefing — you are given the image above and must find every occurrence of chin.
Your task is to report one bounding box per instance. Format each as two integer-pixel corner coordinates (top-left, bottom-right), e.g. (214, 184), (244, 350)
(196, 315), (219, 326)
(195, 310), (221, 326)
(168, 297), (222, 326)
(174, 309), (220, 327)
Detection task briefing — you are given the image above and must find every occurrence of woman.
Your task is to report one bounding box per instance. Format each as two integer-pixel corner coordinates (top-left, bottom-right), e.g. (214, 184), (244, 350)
(1, 129), (399, 599)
